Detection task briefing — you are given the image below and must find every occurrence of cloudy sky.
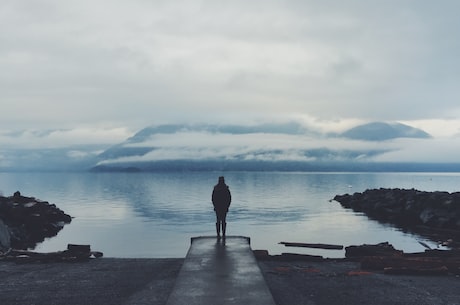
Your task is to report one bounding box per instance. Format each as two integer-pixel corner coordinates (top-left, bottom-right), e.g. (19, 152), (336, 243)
(1, 0), (460, 150)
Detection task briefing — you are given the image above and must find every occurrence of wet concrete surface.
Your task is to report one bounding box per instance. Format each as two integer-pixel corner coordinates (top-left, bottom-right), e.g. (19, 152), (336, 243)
(166, 236), (276, 305)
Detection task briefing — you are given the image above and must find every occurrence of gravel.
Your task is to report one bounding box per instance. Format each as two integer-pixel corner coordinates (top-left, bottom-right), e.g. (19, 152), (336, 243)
(1, 258), (459, 305)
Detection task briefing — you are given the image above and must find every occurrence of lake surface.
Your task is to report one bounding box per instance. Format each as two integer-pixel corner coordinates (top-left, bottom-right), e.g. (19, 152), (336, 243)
(1, 171), (459, 258)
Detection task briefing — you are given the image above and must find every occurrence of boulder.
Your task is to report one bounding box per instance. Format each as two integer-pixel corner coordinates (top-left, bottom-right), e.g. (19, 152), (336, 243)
(334, 188), (460, 231)
(0, 192), (72, 250)
(345, 242), (403, 258)
(334, 188), (460, 248)
(0, 219), (11, 251)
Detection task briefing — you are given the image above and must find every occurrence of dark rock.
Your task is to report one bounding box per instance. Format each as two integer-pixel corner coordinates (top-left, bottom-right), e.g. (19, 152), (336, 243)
(345, 242), (403, 258)
(0, 219), (11, 251)
(253, 249), (270, 259)
(0, 192), (72, 250)
(2, 244), (103, 262)
(334, 188), (460, 247)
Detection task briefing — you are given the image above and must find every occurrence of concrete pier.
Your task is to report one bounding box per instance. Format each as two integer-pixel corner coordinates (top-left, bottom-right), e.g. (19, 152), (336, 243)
(166, 236), (276, 305)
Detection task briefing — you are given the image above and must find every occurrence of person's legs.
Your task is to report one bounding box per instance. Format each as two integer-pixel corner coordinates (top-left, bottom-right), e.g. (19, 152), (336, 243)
(216, 223), (221, 236)
(222, 221), (226, 237)
(221, 213), (227, 237)
(216, 210), (227, 238)
(215, 213), (221, 237)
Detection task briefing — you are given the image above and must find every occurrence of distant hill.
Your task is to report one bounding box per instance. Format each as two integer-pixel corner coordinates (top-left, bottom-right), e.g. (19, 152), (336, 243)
(90, 121), (433, 168)
(1, 121), (445, 172)
(91, 121), (434, 172)
(96, 122), (315, 161)
(126, 122), (312, 140)
(340, 122), (431, 141)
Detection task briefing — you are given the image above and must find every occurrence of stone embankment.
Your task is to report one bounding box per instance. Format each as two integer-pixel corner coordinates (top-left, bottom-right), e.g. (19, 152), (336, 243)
(0, 191), (72, 251)
(334, 188), (460, 247)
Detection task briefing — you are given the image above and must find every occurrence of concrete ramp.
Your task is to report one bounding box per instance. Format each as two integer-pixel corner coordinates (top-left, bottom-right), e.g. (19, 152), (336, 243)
(166, 236), (276, 305)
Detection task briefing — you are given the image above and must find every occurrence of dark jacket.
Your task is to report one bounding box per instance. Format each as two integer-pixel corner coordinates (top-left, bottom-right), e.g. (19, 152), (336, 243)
(212, 182), (231, 213)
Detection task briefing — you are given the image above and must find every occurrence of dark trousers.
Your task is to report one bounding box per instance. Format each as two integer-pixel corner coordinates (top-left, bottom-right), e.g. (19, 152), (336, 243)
(215, 210), (227, 236)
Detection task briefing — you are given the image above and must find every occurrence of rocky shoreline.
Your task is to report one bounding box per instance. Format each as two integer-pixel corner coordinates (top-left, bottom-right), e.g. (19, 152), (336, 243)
(333, 188), (460, 248)
(0, 192), (72, 251)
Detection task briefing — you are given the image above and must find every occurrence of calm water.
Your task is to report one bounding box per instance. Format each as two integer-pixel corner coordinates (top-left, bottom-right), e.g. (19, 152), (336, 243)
(1, 171), (459, 258)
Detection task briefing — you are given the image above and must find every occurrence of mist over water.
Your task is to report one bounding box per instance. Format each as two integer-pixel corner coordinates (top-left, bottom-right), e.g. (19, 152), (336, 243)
(1, 171), (459, 258)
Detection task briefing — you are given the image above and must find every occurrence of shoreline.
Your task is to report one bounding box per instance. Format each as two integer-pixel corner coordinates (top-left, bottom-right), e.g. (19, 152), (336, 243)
(1, 257), (459, 305)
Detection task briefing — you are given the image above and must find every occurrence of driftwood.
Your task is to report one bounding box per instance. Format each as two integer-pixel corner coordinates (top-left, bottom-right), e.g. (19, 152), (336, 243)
(0, 244), (103, 263)
(253, 250), (326, 261)
(279, 242), (344, 250)
(279, 253), (324, 261)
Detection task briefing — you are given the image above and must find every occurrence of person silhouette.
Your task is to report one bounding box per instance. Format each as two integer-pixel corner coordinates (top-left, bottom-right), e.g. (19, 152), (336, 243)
(212, 176), (231, 239)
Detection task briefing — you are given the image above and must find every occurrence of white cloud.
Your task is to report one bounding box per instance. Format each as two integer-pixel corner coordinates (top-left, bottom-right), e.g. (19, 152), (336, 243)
(96, 130), (391, 164)
(371, 138), (460, 163)
(401, 119), (460, 138)
(0, 127), (132, 149)
(1, 0), (460, 130)
(90, 118), (460, 165)
(66, 150), (101, 159)
(1, 1), (460, 169)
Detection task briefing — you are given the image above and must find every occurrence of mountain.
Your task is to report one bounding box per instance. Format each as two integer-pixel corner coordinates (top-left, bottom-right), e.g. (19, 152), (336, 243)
(96, 122), (315, 161)
(1, 121), (445, 172)
(126, 122), (313, 140)
(91, 121), (433, 172)
(340, 122), (431, 141)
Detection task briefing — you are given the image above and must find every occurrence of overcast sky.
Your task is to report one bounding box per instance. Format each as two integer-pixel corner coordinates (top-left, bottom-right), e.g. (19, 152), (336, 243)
(1, 0), (460, 146)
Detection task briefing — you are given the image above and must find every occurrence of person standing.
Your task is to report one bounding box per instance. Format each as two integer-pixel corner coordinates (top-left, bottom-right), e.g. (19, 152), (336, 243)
(212, 176), (231, 239)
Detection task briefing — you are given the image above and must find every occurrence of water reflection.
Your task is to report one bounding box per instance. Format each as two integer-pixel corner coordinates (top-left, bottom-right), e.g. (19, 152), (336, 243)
(0, 171), (458, 257)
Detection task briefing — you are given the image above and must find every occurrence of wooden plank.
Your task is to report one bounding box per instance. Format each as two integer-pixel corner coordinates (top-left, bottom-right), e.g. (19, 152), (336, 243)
(279, 242), (344, 250)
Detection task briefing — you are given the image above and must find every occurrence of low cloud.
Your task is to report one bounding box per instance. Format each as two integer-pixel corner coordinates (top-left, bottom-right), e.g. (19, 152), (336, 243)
(97, 129), (455, 165)
(0, 127), (133, 149)
(1, 118), (459, 170)
(372, 138), (460, 163)
(66, 150), (102, 159)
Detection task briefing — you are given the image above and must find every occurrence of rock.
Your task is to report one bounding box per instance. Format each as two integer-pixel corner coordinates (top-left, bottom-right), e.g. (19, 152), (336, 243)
(419, 208), (436, 225)
(345, 242), (403, 258)
(0, 219), (11, 251)
(334, 188), (460, 231)
(334, 188), (460, 248)
(345, 242), (460, 275)
(1, 244), (103, 262)
(253, 249), (270, 259)
(0, 192), (72, 250)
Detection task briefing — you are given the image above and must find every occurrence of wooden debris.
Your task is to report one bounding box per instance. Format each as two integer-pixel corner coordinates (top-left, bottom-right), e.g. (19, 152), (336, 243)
(257, 252), (325, 262)
(279, 253), (324, 261)
(405, 249), (460, 258)
(279, 242), (344, 250)
(418, 241), (432, 250)
(0, 244), (103, 263)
